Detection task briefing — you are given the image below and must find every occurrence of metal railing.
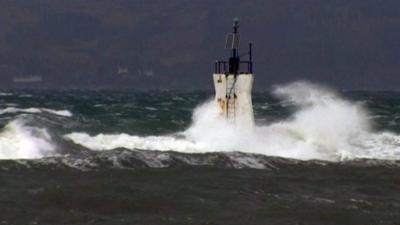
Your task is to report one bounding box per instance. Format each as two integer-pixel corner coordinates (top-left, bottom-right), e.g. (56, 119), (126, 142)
(214, 61), (253, 74)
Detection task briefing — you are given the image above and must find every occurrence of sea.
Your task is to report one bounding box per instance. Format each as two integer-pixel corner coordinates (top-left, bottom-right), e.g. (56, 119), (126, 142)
(0, 81), (399, 225)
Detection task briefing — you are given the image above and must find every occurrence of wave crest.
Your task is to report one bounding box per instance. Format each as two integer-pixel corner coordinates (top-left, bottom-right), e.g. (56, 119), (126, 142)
(0, 118), (56, 159)
(65, 81), (400, 161)
(0, 107), (72, 117)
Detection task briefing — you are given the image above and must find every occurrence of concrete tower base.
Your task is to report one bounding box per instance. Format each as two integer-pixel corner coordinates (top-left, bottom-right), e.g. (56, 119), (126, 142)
(213, 73), (254, 128)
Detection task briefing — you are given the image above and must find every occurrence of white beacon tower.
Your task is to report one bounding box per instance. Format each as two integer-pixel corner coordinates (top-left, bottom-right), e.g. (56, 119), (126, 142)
(213, 18), (254, 128)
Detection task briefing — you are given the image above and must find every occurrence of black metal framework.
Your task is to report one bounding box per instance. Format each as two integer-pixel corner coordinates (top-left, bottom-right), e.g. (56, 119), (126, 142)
(214, 18), (253, 74)
(214, 60), (253, 74)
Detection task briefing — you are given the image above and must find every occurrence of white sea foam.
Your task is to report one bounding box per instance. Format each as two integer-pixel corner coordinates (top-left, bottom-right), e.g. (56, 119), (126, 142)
(65, 81), (400, 161)
(0, 107), (72, 117)
(0, 118), (56, 159)
(41, 108), (73, 117)
(65, 133), (203, 152)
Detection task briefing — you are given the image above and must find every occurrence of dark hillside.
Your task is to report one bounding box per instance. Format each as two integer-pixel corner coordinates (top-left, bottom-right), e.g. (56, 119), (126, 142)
(0, 0), (399, 90)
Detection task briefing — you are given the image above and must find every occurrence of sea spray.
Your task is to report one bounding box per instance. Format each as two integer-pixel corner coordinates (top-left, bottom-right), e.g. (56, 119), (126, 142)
(0, 118), (56, 159)
(65, 82), (400, 161)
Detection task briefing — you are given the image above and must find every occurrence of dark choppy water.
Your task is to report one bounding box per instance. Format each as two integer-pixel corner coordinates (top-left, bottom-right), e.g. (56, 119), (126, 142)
(0, 83), (400, 224)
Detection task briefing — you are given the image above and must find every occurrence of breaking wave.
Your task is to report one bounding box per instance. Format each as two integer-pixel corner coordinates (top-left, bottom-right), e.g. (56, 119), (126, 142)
(66, 82), (400, 161)
(0, 107), (72, 117)
(0, 118), (56, 159)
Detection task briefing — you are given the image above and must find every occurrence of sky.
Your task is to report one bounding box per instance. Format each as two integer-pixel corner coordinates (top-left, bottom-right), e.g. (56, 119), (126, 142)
(0, 0), (400, 90)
